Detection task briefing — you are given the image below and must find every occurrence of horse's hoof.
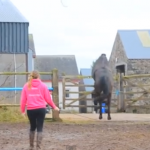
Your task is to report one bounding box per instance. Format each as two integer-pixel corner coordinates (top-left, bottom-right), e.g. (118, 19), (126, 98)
(107, 117), (111, 120)
(99, 116), (102, 119)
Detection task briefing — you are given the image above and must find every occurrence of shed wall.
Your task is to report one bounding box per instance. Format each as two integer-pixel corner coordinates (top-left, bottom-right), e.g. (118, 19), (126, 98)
(0, 54), (27, 104)
(0, 22), (29, 53)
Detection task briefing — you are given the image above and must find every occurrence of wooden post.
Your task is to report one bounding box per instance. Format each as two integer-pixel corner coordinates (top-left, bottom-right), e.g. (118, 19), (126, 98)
(51, 69), (61, 121)
(120, 73), (125, 111)
(62, 77), (66, 109)
(117, 72), (125, 112)
(117, 72), (120, 111)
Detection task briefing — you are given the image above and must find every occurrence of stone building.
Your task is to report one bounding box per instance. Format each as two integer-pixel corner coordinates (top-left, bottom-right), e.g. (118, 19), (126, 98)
(109, 30), (150, 107)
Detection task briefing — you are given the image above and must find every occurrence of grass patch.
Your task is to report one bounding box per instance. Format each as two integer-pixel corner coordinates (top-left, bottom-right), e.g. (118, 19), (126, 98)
(0, 106), (28, 123)
(61, 119), (99, 124)
(45, 118), (62, 123)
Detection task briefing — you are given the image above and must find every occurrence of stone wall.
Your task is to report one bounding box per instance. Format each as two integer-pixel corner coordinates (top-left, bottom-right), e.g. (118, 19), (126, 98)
(109, 33), (128, 75)
(126, 59), (150, 106)
(0, 54), (27, 104)
(127, 59), (150, 75)
(109, 33), (128, 105)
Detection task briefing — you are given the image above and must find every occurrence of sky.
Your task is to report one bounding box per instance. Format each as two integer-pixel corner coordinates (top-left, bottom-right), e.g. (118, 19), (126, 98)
(11, 0), (150, 71)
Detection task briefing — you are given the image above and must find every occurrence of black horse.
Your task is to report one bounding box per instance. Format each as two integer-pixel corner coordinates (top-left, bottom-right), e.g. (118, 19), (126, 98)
(91, 54), (113, 120)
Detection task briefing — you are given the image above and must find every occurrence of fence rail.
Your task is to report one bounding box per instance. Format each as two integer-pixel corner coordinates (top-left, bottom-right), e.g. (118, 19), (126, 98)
(0, 72), (52, 75)
(1, 69), (150, 115)
(62, 75), (118, 110)
(0, 69), (60, 120)
(62, 73), (150, 112)
(116, 72), (150, 112)
(0, 87), (53, 91)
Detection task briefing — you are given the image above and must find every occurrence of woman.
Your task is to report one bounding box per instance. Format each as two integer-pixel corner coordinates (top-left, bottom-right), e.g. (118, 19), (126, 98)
(20, 70), (59, 150)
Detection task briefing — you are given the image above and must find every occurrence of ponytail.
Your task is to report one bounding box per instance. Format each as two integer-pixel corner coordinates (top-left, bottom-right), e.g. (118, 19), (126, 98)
(27, 74), (33, 90)
(27, 70), (40, 90)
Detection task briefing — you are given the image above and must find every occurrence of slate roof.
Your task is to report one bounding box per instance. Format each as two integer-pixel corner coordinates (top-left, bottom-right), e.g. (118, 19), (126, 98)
(0, 0), (28, 22)
(29, 34), (36, 58)
(34, 55), (79, 80)
(118, 30), (150, 59)
(80, 68), (94, 92)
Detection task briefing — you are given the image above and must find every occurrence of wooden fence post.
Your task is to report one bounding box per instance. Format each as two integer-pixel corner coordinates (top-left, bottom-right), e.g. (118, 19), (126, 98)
(62, 77), (66, 109)
(117, 72), (125, 112)
(51, 68), (61, 121)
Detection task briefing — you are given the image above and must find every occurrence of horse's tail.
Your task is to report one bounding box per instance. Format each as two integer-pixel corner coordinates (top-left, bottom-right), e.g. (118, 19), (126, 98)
(100, 76), (111, 95)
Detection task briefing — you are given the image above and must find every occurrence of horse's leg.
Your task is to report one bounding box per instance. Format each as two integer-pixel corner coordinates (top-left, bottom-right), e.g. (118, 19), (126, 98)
(92, 90), (99, 113)
(93, 99), (98, 113)
(107, 94), (111, 120)
(99, 101), (102, 119)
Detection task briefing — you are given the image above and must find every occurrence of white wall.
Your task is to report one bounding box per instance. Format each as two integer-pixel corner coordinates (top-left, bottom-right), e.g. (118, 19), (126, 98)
(32, 58), (34, 70)
(86, 94), (94, 113)
(27, 49), (34, 71)
(43, 81), (79, 112)
(27, 49), (33, 72)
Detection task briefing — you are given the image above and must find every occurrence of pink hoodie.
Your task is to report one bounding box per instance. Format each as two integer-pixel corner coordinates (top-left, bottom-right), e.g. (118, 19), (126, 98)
(20, 79), (56, 113)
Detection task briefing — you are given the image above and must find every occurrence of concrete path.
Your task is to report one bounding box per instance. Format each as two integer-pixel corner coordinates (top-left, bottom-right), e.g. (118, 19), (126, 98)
(46, 113), (150, 122)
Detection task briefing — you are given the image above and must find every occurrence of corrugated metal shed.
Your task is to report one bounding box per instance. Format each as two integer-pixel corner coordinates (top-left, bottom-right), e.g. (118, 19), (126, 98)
(80, 68), (94, 92)
(118, 30), (150, 59)
(0, 0), (29, 54)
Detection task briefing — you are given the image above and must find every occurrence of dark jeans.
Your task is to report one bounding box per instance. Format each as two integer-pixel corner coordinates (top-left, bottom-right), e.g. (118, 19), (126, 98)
(27, 108), (46, 132)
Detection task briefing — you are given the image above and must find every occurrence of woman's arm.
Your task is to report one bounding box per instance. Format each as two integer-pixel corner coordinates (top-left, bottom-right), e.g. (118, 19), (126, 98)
(44, 87), (57, 109)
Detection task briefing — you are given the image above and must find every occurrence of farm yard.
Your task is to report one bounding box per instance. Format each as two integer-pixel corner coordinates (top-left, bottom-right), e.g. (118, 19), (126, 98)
(1, 1), (150, 150)
(1, 113), (150, 150)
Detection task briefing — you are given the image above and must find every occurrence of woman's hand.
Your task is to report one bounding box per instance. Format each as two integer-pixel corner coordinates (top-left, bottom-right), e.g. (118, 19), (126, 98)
(54, 106), (60, 112)
(22, 113), (27, 119)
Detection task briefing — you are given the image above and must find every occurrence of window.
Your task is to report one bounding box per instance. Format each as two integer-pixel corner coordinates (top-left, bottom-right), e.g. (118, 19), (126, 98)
(65, 89), (70, 98)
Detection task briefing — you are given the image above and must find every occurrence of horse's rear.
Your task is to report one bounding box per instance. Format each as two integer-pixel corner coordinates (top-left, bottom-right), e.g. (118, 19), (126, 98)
(92, 54), (113, 120)
(94, 69), (113, 120)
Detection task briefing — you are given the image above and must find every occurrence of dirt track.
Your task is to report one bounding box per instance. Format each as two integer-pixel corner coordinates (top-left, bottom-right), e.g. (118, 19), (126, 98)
(1, 113), (150, 150)
(1, 118), (150, 150)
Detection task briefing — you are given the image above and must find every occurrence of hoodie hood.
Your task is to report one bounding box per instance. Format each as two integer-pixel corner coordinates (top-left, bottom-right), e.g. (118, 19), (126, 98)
(31, 79), (41, 87)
